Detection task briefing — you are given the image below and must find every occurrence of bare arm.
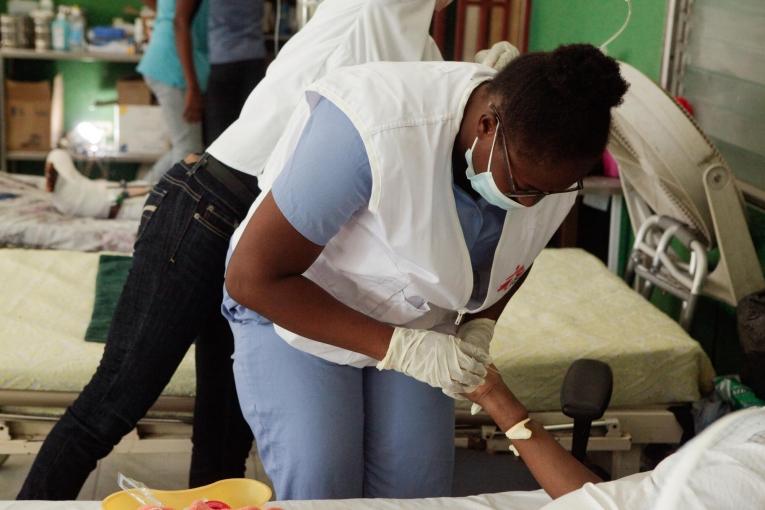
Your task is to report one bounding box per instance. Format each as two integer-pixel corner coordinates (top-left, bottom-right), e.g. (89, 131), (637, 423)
(174, 0), (203, 122)
(225, 192), (394, 360)
(467, 369), (602, 499)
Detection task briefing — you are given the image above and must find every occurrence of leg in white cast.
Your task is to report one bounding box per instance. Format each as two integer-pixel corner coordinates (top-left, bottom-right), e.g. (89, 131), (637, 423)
(45, 149), (113, 219)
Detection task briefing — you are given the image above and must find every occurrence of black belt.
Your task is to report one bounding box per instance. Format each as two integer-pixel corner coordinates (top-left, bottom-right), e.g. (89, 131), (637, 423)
(199, 153), (260, 207)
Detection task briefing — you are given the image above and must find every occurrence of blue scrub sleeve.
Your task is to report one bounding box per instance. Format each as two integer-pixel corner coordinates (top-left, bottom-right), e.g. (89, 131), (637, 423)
(271, 98), (372, 246)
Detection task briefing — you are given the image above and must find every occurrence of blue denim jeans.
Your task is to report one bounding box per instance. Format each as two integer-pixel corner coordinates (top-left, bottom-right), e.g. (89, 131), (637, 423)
(18, 159), (255, 499)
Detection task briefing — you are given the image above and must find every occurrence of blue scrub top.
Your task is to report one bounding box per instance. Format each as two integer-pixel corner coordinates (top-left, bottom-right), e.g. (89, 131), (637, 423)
(208, 0), (266, 65)
(138, 0), (210, 90)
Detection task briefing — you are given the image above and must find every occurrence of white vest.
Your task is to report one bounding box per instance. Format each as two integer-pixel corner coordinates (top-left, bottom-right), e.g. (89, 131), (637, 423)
(230, 62), (576, 367)
(207, 0), (443, 175)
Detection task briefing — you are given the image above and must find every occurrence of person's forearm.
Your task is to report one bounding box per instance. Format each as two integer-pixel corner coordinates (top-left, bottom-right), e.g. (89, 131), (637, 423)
(479, 384), (602, 499)
(225, 273), (393, 361)
(226, 193), (396, 360)
(174, 0), (200, 93)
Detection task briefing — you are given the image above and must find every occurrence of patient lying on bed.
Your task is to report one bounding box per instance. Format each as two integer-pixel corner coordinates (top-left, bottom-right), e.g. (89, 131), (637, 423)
(44, 149), (148, 219)
(468, 368), (765, 509)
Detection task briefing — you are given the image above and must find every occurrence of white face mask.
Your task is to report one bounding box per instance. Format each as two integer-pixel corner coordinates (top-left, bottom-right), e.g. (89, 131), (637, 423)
(464, 134), (529, 210)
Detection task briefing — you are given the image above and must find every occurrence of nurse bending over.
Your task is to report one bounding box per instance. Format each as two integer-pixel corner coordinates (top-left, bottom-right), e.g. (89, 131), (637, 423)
(223, 44), (629, 500)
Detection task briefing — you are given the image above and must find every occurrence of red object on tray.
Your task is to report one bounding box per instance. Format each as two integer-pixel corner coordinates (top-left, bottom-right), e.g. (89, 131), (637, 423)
(204, 502), (232, 510)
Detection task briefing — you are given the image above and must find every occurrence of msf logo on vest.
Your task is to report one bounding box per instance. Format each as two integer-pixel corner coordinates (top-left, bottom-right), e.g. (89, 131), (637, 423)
(497, 264), (526, 292)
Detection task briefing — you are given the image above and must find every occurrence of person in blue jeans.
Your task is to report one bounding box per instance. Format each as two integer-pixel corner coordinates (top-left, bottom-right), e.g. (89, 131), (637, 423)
(17, 0), (451, 500)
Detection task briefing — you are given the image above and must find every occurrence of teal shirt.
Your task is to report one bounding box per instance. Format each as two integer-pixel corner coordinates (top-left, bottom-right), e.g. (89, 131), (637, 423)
(137, 0), (210, 91)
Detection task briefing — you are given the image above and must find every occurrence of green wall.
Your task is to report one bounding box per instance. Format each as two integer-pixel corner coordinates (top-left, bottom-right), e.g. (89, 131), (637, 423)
(0, 0), (141, 24)
(2, 1), (143, 132)
(529, 0), (668, 81)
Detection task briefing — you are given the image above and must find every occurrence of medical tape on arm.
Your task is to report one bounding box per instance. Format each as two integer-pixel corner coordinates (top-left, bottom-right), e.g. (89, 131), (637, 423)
(506, 418), (532, 456)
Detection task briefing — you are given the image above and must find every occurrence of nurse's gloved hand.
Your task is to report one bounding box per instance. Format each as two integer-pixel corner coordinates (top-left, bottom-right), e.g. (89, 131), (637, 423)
(457, 318), (496, 413)
(377, 327), (490, 394)
(458, 318), (495, 360)
(475, 41), (520, 71)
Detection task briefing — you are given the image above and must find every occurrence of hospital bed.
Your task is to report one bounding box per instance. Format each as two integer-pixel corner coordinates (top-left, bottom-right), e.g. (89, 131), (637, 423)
(0, 247), (713, 480)
(0, 249), (196, 463)
(0, 172), (137, 253)
(610, 62), (765, 320)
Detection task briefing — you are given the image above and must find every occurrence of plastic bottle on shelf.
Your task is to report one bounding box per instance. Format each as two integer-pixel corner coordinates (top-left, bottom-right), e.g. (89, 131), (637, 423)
(51, 5), (69, 51)
(133, 17), (144, 51)
(68, 5), (85, 51)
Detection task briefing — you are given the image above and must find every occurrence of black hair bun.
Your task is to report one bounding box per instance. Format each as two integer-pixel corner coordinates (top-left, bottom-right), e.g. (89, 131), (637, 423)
(546, 44), (628, 111)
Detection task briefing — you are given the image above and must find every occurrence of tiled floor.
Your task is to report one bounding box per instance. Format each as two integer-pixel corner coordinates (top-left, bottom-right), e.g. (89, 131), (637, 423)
(0, 448), (538, 501)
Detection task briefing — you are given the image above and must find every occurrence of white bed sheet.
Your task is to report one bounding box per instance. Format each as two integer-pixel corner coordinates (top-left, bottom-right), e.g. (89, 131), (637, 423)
(0, 249), (195, 396)
(270, 490), (552, 510)
(0, 490), (552, 510)
(0, 173), (137, 253)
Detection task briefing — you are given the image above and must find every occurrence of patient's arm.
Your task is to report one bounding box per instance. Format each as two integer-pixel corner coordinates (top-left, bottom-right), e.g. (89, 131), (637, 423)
(466, 369), (602, 499)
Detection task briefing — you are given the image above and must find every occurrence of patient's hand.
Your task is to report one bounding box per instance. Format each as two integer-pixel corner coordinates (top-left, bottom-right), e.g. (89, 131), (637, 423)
(464, 364), (503, 405)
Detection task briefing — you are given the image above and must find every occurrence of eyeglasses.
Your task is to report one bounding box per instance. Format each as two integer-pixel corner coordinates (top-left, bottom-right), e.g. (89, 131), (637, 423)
(489, 104), (583, 199)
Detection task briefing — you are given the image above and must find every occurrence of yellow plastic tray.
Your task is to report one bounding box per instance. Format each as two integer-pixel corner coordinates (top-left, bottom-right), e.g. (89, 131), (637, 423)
(101, 478), (272, 510)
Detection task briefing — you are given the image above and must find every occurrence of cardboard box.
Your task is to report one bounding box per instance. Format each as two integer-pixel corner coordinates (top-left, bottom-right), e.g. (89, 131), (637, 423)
(117, 78), (153, 106)
(5, 79), (52, 150)
(116, 104), (170, 155)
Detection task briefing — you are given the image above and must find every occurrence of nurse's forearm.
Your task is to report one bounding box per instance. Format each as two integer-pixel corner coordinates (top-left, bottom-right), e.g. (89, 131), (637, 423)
(226, 193), (395, 361)
(477, 383), (602, 499)
(226, 273), (393, 361)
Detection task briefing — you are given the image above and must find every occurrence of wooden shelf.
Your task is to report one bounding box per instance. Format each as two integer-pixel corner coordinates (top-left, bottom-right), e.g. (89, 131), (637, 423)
(7, 150), (160, 164)
(0, 47), (141, 64)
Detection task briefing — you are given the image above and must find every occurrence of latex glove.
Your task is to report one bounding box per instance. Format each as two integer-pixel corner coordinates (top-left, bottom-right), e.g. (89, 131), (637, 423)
(457, 318), (496, 413)
(474, 41), (520, 71)
(377, 327), (490, 395)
